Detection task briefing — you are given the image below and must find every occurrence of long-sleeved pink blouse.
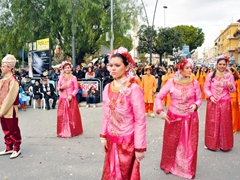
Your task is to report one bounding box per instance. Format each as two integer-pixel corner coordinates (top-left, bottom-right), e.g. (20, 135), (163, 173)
(204, 72), (236, 101)
(100, 82), (147, 151)
(156, 78), (202, 115)
(57, 75), (78, 98)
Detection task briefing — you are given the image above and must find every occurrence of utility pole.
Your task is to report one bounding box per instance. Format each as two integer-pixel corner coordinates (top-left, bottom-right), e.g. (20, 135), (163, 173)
(70, 0), (76, 68)
(163, 6), (167, 66)
(110, 0), (114, 51)
(140, 0), (159, 65)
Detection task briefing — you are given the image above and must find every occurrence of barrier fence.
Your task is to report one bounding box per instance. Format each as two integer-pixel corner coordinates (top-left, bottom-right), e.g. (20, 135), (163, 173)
(30, 77), (112, 103)
(78, 78), (103, 102)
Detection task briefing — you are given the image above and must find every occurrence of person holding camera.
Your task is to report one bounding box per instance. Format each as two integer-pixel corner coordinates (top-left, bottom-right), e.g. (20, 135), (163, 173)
(86, 86), (99, 108)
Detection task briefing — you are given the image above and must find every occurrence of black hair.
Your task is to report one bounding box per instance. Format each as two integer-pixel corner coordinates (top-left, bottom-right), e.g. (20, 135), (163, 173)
(103, 55), (109, 65)
(111, 54), (129, 66)
(88, 66), (94, 71)
(211, 58), (227, 82)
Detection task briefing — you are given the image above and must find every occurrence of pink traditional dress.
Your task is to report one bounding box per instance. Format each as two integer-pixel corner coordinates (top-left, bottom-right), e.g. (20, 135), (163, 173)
(100, 81), (147, 180)
(204, 71), (236, 151)
(156, 77), (202, 179)
(57, 75), (83, 137)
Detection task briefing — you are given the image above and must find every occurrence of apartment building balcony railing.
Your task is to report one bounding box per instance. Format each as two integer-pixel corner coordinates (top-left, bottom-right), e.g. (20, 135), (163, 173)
(226, 46), (237, 52)
(226, 34), (235, 39)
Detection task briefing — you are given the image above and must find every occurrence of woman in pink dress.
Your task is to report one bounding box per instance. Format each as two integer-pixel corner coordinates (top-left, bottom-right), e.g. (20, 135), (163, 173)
(57, 61), (83, 137)
(156, 58), (202, 179)
(204, 55), (236, 151)
(100, 47), (146, 180)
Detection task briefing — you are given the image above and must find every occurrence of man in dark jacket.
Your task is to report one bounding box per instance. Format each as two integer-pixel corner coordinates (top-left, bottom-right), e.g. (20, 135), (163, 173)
(73, 65), (85, 81)
(40, 76), (58, 110)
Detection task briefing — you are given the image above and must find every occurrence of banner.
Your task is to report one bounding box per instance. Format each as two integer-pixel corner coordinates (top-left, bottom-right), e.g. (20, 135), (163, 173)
(79, 81), (99, 97)
(28, 38), (52, 77)
(182, 45), (189, 55)
(37, 38), (50, 51)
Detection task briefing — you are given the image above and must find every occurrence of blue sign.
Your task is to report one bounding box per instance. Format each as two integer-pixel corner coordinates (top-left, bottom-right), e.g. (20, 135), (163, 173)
(182, 45), (189, 55)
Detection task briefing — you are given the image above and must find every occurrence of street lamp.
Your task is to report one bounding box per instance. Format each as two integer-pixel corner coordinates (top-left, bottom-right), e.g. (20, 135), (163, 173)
(163, 6), (167, 27)
(110, 0), (114, 51)
(70, 0), (76, 68)
(140, 0), (159, 65)
(163, 6), (167, 65)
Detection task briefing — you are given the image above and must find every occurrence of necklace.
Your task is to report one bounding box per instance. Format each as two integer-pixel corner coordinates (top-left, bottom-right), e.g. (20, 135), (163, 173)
(112, 76), (129, 94)
(175, 77), (193, 85)
(216, 70), (225, 76)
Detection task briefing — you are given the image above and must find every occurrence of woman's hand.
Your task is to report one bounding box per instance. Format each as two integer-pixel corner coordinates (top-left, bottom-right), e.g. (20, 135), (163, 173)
(189, 104), (197, 113)
(210, 96), (216, 104)
(101, 138), (108, 153)
(159, 112), (168, 120)
(68, 95), (72, 101)
(228, 84), (234, 90)
(61, 84), (66, 90)
(135, 152), (145, 162)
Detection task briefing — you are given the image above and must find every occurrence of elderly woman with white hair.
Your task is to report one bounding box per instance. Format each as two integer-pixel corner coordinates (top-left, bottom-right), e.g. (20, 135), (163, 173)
(156, 58), (202, 179)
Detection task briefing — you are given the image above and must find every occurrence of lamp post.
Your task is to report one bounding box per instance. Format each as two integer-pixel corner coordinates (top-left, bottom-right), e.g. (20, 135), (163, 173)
(163, 6), (167, 66)
(140, 0), (159, 65)
(110, 0), (114, 51)
(163, 6), (167, 27)
(70, 0), (76, 68)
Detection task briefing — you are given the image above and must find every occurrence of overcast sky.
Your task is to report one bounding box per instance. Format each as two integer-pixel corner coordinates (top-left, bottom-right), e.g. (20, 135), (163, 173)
(140, 0), (240, 49)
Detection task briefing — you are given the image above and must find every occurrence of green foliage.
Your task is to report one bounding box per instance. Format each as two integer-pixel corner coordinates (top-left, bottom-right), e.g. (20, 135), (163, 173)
(173, 25), (205, 51)
(138, 53), (147, 64)
(137, 25), (184, 65)
(0, 0), (139, 64)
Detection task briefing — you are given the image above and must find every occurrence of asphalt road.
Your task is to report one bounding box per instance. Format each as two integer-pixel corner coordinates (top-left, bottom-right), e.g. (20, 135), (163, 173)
(0, 101), (239, 180)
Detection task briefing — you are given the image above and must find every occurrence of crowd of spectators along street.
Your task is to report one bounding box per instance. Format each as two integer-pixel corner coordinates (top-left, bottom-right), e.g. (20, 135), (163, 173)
(0, 61), (239, 111)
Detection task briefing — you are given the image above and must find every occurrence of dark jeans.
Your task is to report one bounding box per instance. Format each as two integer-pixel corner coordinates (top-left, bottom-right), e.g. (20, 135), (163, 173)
(86, 96), (97, 104)
(44, 94), (58, 109)
(76, 93), (82, 103)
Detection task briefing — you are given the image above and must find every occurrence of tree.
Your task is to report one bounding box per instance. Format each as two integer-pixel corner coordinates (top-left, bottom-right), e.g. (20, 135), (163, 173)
(0, 0), (139, 65)
(173, 25), (205, 51)
(137, 24), (157, 61)
(137, 26), (184, 65)
(138, 53), (147, 64)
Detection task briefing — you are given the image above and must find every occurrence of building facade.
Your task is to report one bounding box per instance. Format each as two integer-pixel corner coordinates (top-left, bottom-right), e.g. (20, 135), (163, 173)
(233, 20), (240, 64)
(214, 22), (239, 64)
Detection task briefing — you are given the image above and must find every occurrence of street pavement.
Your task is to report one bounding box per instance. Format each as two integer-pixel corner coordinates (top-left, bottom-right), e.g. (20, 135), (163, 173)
(0, 101), (240, 180)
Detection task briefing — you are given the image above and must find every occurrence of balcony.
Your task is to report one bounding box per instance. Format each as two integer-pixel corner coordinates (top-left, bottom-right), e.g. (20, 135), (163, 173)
(226, 34), (235, 39)
(226, 46), (237, 52)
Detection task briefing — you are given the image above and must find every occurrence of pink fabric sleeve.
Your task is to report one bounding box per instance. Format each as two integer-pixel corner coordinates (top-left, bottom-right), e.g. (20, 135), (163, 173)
(71, 76), (78, 96)
(229, 74), (236, 93)
(130, 84), (147, 151)
(57, 76), (63, 91)
(193, 80), (202, 108)
(203, 73), (213, 98)
(156, 79), (172, 110)
(100, 84), (110, 137)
